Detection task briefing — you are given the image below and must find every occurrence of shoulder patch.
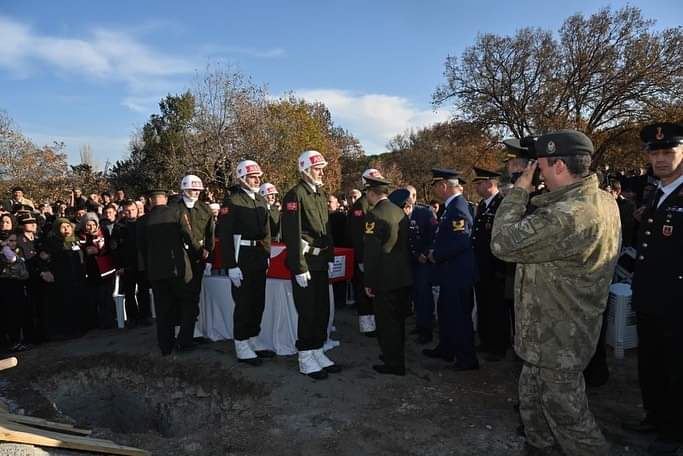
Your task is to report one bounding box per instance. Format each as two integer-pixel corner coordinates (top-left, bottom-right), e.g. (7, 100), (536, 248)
(364, 221), (375, 234)
(353, 209), (364, 217)
(220, 207), (229, 215)
(286, 201), (298, 211)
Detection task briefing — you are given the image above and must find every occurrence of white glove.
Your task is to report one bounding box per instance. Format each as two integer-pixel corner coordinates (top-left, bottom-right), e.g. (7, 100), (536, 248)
(295, 271), (311, 288)
(228, 267), (243, 287)
(358, 263), (364, 273)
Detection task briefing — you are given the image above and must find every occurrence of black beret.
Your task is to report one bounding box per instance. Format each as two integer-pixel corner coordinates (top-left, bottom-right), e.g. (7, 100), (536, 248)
(640, 122), (683, 151)
(471, 166), (501, 182)
(388, 189), (411, 208)
(502, 136), (538, 161)
(535, 130), (594, 158)
(431, 168), (466, 185)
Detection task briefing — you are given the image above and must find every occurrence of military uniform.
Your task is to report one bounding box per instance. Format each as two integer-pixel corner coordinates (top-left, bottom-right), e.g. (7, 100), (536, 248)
(111, 218), (151, 325)
(281, 180), (334, 352)
(267, 205), (281, 241)
(424, 169), (478, 369)
(364, 184), (413, 374)
(407, 203), (437, 342)
(217, 187), (271, 344)
(137, 195), (196, 355)
(491, 131), (620, 456)
(629, 123), (683, 447)
(471, 168), (509, 359)
(347, 194), (375, 332)
(172, 196), (214, 349)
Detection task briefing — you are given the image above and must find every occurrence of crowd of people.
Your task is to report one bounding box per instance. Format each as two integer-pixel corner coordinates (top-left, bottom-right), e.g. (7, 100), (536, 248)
(0, 121), (680, 455)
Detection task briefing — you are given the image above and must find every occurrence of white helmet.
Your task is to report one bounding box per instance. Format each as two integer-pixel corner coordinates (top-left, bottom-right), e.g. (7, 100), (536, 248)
(297, 150), (328, 173)
(361, 168), (382, 186)
(180, 174), (204, 191)
(259, 183), (278, 197)
(235, 160), (263, 180)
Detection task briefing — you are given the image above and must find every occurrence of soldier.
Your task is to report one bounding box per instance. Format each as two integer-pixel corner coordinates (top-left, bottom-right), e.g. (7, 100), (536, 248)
(491, 130), (620, 455)
(347, 169), (383, 335)
(281, 150), (341, 380)
(259, 183), (281, 241)
(402, 185), (437, 345)
(172, 175), (214, 352)
(623, 123), (683, 455)
(137, 190), (196, 356)
(423, 169), (479, 371)
(218, 161), (272, 366)
(471, 167), (508, 362)
(363, 180), (413, 376)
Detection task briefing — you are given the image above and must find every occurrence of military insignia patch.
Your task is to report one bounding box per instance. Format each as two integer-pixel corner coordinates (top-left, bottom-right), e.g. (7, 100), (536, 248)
(547, 141), (556, 154)
(452, 219), (465, 231)
(655, 127), (664, 141)
(364, 222), (375, 234)
(220, 207), (229, 215)
(662, 225), (673, 237)
(353, 209), (364, 217)
(286, 202), (298, 211)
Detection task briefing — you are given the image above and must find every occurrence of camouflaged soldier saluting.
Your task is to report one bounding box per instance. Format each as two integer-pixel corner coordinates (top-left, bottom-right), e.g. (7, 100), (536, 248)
(491, 130), (621, 456)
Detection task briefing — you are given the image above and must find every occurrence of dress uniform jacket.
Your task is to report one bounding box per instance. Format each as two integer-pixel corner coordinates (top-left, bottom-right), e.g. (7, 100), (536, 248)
(267, 206), (281, 241)
(408, 204), (437, 261)
(173, 198), (214, 263)
(631, 179), (683, 318)
(347, 195), (370, 264)
(281, 181), (333, 274)
(217, 188), (271, 271)
(472, 193), (505, 280)
(363, 199), (413, 292)
(432, 193), (476, 287)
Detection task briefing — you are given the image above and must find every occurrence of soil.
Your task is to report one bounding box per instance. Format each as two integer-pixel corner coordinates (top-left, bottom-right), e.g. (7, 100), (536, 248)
(0, 306), (660, 455)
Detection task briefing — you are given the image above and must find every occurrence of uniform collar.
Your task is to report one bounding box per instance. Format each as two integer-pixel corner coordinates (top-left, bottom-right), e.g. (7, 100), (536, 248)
(444, 192), (461, 208)
(483, 191), (499, 209)
(657, 173), (683, 207)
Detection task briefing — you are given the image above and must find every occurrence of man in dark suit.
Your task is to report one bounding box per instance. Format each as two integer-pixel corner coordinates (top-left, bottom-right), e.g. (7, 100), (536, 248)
(423, 168), (479, 371)
(363, 179), (413, 376)
(624, 122), (683, 455)
(137, 190), (196, 356)
(608, 180), (636, 248)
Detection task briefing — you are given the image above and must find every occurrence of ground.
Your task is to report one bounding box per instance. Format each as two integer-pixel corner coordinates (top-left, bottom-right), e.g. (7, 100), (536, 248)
(0, 306), (661, 456)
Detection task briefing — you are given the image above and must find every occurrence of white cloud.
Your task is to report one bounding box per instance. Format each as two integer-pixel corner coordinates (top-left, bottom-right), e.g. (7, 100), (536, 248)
(292, 89), (450, 154)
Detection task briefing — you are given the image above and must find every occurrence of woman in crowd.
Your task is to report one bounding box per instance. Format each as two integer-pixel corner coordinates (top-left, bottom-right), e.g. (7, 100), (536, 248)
(0, 213), (15, 236)
(0, 231), (30, 352)
(79, 212), (116, 330)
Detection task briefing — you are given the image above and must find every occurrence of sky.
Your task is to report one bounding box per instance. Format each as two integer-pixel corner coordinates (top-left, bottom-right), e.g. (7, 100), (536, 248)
(1, 0), (681, 167)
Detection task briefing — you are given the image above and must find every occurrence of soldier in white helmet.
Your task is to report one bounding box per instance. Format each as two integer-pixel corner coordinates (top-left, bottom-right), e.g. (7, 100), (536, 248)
(217, 160), (273, 365)
(259, 183), (280, 241)
(173, 174), (214, 352)
(281, 150), (341, 380)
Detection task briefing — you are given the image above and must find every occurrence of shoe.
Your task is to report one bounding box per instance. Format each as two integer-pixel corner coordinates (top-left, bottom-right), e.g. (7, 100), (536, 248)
(363, 331), (377, 338)
(238, 357), (263, 366)
(255, 350), (276, 358)
(324, 364), (343, 374)
(622, 416), (657, 433)
(174, 342), (198, 353)
(647, 438), (680, 455)
(305, 370), (329, 380)
(451, 363), (479, 371)
(372, 364), (405, 376)
(422, 347), (454, 362)
(416, 333), (433, 345)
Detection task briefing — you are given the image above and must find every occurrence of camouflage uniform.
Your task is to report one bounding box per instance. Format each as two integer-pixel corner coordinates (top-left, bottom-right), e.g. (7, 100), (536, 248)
(491, 173), (621, 456)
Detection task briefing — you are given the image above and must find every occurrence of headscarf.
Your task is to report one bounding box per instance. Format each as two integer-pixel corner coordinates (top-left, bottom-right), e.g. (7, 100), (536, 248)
(52, 217), (77, 249)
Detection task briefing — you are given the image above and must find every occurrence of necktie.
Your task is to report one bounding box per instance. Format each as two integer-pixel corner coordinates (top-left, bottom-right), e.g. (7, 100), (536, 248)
(652, 188), (664, 209)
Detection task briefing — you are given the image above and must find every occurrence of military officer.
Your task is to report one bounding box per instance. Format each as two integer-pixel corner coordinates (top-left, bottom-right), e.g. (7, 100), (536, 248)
(218, 161), (272, 366)
(491, 130), (620, 456)
(259, 183), (280, 241)
(362, 181), (413, 376)
(137, 190), (196, 356)
(624, 122), (683, 455)
(402, 185), (437, 345)
(172, 175), (215, 352)
(423, 169), (479, 371)
(347, 169), (383, 335)
(281, 150), (341, 380)
(471, 167), (509, 361)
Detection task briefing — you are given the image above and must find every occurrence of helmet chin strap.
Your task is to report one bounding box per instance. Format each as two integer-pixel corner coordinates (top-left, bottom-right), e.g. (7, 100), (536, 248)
(240, 179), (260, 194)
(182, 190), (198, 208)
(302, 170), (323, 187)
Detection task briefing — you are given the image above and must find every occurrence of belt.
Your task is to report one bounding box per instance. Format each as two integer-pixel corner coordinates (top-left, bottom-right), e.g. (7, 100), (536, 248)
(305, 246), (328, 256)
(239, 239), (263, 247)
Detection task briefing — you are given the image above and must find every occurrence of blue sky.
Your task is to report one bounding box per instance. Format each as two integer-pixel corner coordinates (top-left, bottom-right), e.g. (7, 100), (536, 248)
(1, 0), (681, 167)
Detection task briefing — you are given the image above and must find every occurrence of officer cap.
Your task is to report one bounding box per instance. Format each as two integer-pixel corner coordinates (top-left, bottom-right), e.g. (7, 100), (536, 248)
(534, 130), (594, 158)
(431, 168), (466, 185)
(471, 167), (501, 182)
(147, 189), (167, 197)
(11, 186), (24, 193)
(502, 136), (538, 161)
(640, 122), (683, 151)
(18, 213), (37, 225)
(363, 175), (392, 191)
(388, 189), (411, 208)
